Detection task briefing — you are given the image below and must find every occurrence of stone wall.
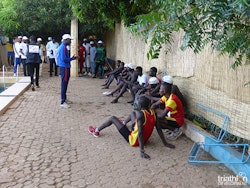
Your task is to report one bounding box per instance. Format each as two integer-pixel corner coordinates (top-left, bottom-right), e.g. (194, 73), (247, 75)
(104, 22), (250, 140)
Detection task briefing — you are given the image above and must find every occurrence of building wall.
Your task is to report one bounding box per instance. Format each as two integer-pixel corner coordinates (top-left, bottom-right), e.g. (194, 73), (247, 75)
(104, 22), (250, 140)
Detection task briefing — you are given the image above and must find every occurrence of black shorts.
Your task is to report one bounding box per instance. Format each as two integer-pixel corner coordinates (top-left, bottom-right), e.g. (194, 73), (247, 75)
(118, 126), (131, 143)
(161, 119), (179, 130)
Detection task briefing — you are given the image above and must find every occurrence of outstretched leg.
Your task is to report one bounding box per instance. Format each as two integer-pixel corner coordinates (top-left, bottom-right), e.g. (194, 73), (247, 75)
(111, 83), (128, 103)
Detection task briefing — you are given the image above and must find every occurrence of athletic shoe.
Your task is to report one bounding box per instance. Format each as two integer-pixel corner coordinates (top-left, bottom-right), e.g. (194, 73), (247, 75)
(84, 72), (88, 76)
(103, 91), (112, 96)
(13, 73), (16, 77)
(60, 102), (70, 108)
(163, 129), (172, 135)
(167, 128), (182, 140)
(88, 72), (92, 76)
(88, 126), (99, 137)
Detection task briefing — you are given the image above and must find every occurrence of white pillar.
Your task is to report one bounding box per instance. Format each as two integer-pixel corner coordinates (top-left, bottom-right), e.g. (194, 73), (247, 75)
(70, 18), (78, 77)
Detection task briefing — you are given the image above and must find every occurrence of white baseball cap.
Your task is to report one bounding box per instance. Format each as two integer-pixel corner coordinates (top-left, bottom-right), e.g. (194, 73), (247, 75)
(97, 40), (103, 44)
(37, 37), (42, 42)
(62, 34), (73, 40)
(148, 77), (159, 85)
(48, 37), (52, 41)
(18, 36), (22, 39)
(90, 41), (94, 44)
(22, 36), (28, 40)
(162, 75), (173, 84)
(127, 63), (133, 69)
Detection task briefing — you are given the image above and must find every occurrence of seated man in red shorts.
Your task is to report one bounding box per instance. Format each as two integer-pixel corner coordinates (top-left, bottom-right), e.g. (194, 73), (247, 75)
(88, 96), (175, 159)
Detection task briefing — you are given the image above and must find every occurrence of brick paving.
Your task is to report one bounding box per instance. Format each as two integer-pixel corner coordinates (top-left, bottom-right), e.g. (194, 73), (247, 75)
(0, 63), (244, 188)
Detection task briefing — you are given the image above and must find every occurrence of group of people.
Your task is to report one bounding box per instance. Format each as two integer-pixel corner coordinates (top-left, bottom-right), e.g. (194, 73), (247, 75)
(12, 35), (45, 91)
(78, 38), (106, 78)
(88, 60), (187, 159)
(12, 33), (187, 160)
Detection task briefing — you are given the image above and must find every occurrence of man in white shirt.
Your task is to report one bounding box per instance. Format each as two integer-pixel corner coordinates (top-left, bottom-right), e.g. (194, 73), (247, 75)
(46, 37), (59, 76)
(13, 36), (22, 76)
(20, 36), (28, 76)
(82, 38), (91, 76)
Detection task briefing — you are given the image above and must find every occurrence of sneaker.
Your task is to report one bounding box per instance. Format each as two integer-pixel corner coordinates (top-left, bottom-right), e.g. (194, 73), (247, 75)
(167, 128), (182, 140)
(103, 91), (112, 96)
(163, 129), (172, 135)
(84, 72), (88, 76)
(13, 73), (16, 77)
(88, 72), (92, 76)
(60, 102), (70, 108)
(88, 126), (99, 137)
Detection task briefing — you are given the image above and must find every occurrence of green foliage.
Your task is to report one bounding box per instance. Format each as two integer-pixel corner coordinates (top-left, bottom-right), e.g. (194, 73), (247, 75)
(130, 0), (250, 70)
(0, 0), (73, 39)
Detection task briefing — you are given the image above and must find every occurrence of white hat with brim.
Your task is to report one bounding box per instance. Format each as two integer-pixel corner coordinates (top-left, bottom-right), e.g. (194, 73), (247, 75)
(162, 75), (173, 84)
(37, 38), (42, 41)
(98, 40), (103, 44)
(149, 77), (159, 85)
(62, 34), (73, 40)
(18, 36), (22, 39)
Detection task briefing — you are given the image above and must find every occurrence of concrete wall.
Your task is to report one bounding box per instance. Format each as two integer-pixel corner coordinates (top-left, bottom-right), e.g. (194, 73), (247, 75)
(104, 22), (250, 140)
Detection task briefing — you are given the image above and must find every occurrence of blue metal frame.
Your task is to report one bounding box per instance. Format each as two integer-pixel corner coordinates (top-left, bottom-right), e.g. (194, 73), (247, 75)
(196, 104), (229, 142)
(188, 104), (249, 165)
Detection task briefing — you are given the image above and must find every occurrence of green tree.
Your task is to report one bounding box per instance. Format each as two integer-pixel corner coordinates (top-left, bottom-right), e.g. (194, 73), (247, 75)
(129, 0), (250, 70)
(0, 0), (73, 39)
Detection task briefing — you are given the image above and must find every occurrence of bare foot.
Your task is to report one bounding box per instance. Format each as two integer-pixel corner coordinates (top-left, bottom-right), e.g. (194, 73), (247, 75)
(111, 99), (118, 103)
(165, 143), (175, 149)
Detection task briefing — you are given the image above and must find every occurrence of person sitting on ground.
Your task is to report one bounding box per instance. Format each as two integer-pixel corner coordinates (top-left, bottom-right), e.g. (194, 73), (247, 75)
(151, 82), (185, 140)
(127, 66), (148, 103)
(104, 64), (140, 104)
(144, 77), (161, 98)
(129, 67), (160, 103)
(88, 95), (175, 159)
(102, 60), (124, 89)
(150, 75), (186, 110)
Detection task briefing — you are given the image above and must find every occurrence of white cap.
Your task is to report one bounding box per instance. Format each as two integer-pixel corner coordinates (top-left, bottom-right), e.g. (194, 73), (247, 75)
(128, 63), (133, 69)
(124, 63), (128, 68)
(148, 77), (159, 85)
(48, 37), (52, 41)
(37, 37), (42, 42)
(83, 38), (87, 41)
(162, 75), (173, 84)
(18, 36), (22, 39)
(62, 34), (73, 40)
(90, 41), (94, 44)
(22, 36), (28, 40)
(97, 40), (103, 44)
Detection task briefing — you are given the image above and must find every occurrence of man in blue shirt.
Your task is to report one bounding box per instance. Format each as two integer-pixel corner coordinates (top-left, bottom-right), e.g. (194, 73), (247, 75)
(57, 34), (78, 108)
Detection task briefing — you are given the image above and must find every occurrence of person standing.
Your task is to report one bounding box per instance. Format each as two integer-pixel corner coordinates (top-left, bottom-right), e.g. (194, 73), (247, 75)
(82, 38), (91, 76)
(6, 39), (14, 67)
(94, 40), (106, 78)
(19, 36), (28, 76)
(13, 36), (22, 76)
(37, 37), (46, 76)
(57, 34), (78, 108)
(26, 36), (42, 91)
(46, 37), (59, 76)
(89, 41), (96, 76)
(78, 40), (86, 76)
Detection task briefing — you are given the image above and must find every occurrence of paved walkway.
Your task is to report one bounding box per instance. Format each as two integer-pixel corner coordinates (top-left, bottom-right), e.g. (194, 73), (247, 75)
(0, 63), (244, 188)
